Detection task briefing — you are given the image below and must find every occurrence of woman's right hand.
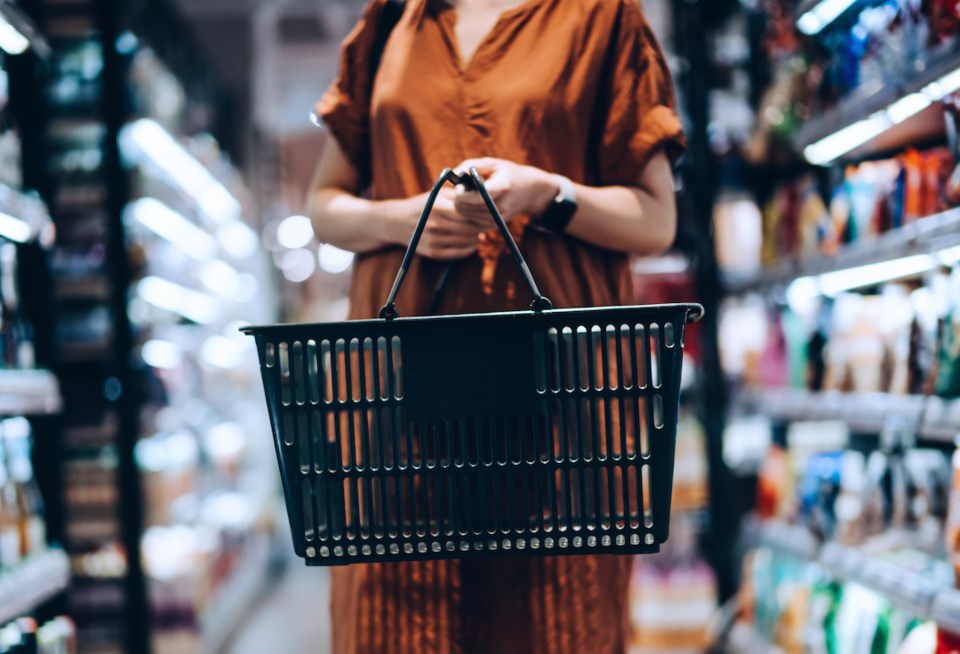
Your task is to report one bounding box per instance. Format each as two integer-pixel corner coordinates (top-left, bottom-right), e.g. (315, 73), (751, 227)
(386, 189), (491, 260)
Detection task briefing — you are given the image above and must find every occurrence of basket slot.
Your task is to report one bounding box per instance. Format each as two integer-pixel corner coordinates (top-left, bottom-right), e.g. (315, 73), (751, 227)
(348, 339), (360, 402)
(298, 413), (310, 474)
(627, 465), (640, 528)
(649, 324), (662, 389)
(574, 327), (589, 391)
(641, 463), (654, 529)
(589, 327), (602, 390)
(321, 340), (334, 403)
(390, 336), (403, 400)
(361, 338), (374, 402)
(279, 342), (291, 406)
(306, 340), (321, 404)
(282, 413), (295, 448)
(663, 322), (675, 348)
(636, 398), (649, 458)
(375, 337), (388, 400)
(384, 476), (398, 538)
(314, 477), (328, 540)
(533, 332), (547, 393)
(582, 467), (596, 530)
(302, 479), (314, 542)
(311, 412), (325, 473)
(604, 325), (618, 390)
(371, 476), (384, 538)
(291, 341), (306, 405)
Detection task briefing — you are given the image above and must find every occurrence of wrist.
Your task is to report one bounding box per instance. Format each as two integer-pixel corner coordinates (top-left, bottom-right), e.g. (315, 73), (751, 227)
(376, 198), (414, 247)
(528, 167), (562, 216)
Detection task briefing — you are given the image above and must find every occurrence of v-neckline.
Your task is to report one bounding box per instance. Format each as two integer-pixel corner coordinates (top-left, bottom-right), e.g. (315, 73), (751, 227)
(440, 0), (542, 72)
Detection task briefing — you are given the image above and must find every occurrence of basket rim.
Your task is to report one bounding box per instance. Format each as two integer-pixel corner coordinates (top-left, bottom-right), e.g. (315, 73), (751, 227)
(240, 302), (704, 336)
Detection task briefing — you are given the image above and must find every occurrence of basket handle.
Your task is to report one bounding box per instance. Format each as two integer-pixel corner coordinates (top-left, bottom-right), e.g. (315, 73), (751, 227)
(379, 167), (554, 320)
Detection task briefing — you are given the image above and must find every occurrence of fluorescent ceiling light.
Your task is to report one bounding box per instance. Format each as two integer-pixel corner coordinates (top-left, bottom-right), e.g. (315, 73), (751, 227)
(317, 243), (354, 274)
(199, 259), (257, 303)
(804, 113), (889, 165)
(137, 276), (219, 324)
(806, 64), (960, 165)
(0, 210), (32, 243)
(886, 93), (931, 125)
(201, 336), (244, 369)
(281, 248), (316, 283)
(276, 215), (314, 249)
(126, 197), (217, 261)
(0, 14), (28, 55)
(121, 119), (241, 224)
(142, 339), (182, 370)
(787, 254), (937, 299)
(796, 0), (857, 35)
(217, 221), (259, 259)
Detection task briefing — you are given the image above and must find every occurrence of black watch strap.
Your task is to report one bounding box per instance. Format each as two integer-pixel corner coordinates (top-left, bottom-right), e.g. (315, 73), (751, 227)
(533, 175), (577, 233)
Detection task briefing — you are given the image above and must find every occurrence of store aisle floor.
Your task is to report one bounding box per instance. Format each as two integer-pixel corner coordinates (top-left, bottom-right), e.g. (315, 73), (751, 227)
(227, 554), (333, 654)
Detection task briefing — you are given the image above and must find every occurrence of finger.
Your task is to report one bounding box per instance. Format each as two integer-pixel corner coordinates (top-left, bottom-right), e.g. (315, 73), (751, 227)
(425, 214), (477, 234)
(454, 158), (499, 177)
(420, 242), (477, 260)
(453, 191), (490, 216)
(436, 199), (491, 231)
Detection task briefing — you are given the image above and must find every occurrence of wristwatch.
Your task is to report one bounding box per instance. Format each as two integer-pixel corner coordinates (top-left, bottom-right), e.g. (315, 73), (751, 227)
(532, 174), (578, 234)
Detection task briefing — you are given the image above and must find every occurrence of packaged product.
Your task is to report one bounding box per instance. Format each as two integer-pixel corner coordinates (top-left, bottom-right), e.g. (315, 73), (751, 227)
(935, 267), (960, 398)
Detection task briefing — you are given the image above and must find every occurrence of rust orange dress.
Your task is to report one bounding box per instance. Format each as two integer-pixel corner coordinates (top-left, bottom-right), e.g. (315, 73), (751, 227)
(314, 0), (685, 651)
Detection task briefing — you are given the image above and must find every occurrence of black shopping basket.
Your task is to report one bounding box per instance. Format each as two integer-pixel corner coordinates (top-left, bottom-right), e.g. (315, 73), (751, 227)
(243, 168), (703, 566)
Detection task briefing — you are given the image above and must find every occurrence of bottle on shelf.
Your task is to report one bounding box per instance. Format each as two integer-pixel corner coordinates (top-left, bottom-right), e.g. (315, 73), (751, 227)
(4, 419), (45, 557)
(14, 618), (38, 654)
(947, 436), (960, 583)
(0, 244), (33, 370)
(0, 432), (21, 570)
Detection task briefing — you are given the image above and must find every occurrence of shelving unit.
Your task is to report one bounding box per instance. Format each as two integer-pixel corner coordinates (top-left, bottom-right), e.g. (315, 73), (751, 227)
(712, 0), (960, 639)
(0, 549), (70, 626)
(0, 370), (62, 416)
(749, 521), (960, 627)
(199, 529), (276, 654)
(724, 207), (960, 294)
(724, 622), (786, 654)
(797, 47), (960, 161)
(732, 388), (960, 442)
(0, 184), (54, 246)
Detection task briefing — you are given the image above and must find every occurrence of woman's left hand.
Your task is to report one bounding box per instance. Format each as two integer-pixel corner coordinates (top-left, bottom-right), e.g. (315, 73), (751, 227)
(453, 158), (559, 223)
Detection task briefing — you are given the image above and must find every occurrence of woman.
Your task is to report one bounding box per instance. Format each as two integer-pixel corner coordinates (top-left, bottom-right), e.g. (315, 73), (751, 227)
(308, 0), (685, 651)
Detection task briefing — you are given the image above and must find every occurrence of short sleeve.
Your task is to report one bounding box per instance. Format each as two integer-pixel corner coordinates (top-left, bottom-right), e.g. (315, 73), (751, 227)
(598, 0), (686, 185)
(313, 0), (387, 185)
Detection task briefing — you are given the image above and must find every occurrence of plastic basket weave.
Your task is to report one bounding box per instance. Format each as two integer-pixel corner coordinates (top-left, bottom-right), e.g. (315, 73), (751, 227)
(244, 168), (703, 566)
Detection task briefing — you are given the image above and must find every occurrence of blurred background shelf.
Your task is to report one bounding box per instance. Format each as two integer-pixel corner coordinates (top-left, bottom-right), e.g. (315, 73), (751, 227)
(0, 369), (62, 416)
(794, 46), (960, 164)
(723, 207), (960, 294)
(724, 622), (786, 654)
(732, 388), (960, 442)
(0, 549), (70, 625)
(752, 521), (956, 626)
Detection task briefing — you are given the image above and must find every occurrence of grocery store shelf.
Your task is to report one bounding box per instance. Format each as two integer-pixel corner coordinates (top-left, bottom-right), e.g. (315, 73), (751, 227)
(724, 207), (960, 294)
(200, 531), (277, 654)
(55, 276), (112, 301)
(0, 1), (51, 59)
(0, 183), (53, 248)
(795, 44), (960, 164)
(734, 387), (960, 442)
(755, 521), (956, 623)
(0, 549), (70, 625)
(0, 369), (62, 416)
(724, 622), (786, 654)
